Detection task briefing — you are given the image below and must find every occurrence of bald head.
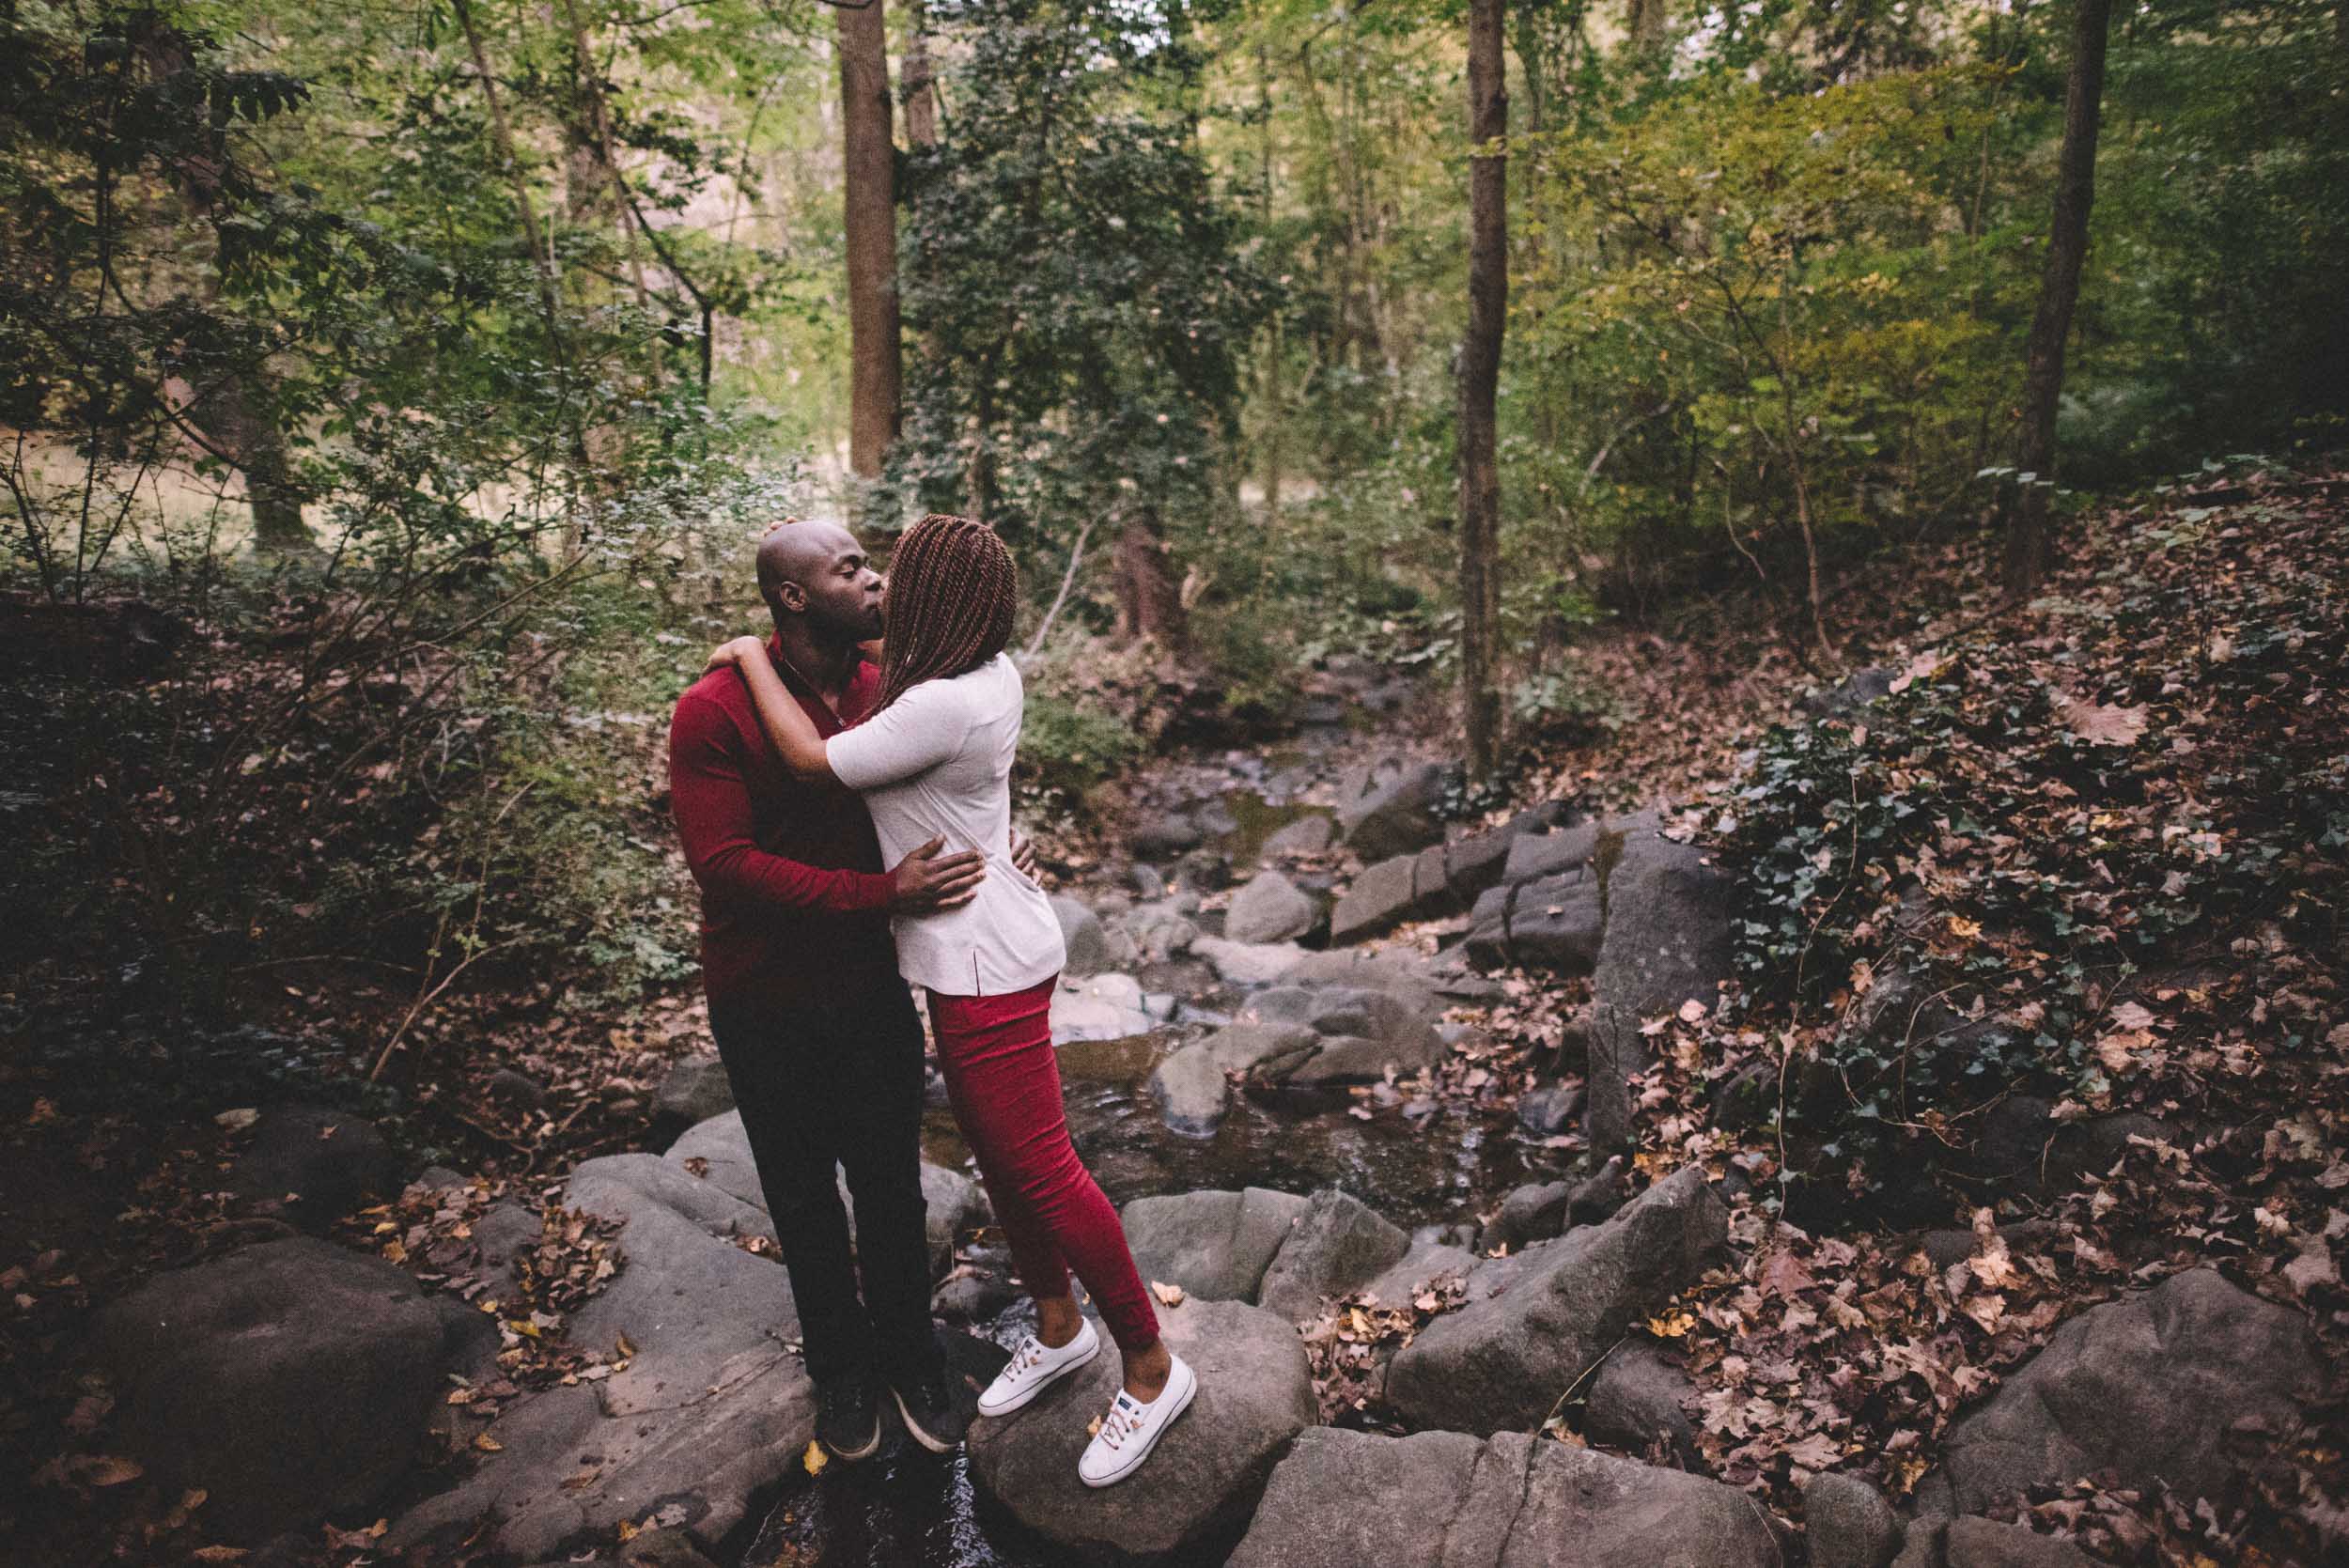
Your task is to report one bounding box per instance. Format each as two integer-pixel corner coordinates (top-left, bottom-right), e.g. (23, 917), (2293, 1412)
(755, 519), (884, 646)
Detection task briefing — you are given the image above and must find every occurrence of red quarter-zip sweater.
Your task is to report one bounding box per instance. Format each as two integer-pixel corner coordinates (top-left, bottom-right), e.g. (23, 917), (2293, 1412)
(667, 638), (898, 1008)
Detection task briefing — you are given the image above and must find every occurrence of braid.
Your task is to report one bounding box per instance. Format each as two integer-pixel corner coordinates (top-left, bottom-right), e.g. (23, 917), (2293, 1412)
(875, 513), (1020, 715)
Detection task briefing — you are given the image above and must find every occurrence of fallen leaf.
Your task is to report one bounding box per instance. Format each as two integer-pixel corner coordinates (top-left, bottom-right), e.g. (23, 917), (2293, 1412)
(473, 1433), (503, 1453)
(801, 1439), (828, 1476)
(1150, 1280), (1186, 1308)
(2061, 697), (2147, 747)
(1646, 1310), (1696, 1339)
(212, 1108), (258, 1131)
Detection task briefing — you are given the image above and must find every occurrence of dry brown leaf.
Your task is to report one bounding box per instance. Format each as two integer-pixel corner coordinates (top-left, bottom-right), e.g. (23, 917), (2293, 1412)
(2061, 697), (2148, 747)
(1149, 1279), (1186, 1308)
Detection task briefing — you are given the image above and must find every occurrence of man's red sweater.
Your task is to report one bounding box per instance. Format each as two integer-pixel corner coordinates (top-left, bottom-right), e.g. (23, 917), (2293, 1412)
(667, 638), (897, 1009)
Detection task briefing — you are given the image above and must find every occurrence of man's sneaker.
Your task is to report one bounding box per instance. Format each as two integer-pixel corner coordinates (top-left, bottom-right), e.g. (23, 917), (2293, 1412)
(976, 1318), (1100, 1418)
(891, 1368), (976, 1454)
(1077, 1353), (1195, 1488)
(815, 1372), (881, 1463)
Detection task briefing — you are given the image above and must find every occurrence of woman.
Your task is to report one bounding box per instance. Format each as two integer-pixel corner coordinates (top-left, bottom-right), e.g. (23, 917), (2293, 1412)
(708, 513), (1192, 1488)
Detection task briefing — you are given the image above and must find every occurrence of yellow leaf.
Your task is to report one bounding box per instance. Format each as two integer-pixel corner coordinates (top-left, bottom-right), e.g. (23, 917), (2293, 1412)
(1645, 1310), (1695, 1339)
(615, 1332), (637, 1359)
(802, 1439), (828, 1476)
(473, 1433), (503, 1453)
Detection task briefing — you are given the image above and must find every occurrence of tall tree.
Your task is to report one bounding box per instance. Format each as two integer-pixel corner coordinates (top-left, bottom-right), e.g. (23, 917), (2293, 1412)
(903, 0), (941, 149)
(1458, 0), (1508, 780)
(2004, 0), (2114, 598)
(837, 0), (902, 478)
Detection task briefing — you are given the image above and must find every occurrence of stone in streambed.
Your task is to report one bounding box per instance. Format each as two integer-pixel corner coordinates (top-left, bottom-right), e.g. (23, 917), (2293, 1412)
(1052, 971), (1159, 1041)
(1051, 893), (1113, 977)
(1806, 1472), (1904, 1568)
(1333, 758), (1445, 862)
(96, 1236), (447, 1543)
(1584, 1342), (1703, 1470)
(1223, 870), (1322, 945)
(1260, 813), (1334, 859)
(1226, 1426), (1782, 1568)
(1586, 822), (1733, 1151)
(1121, 1187), (1311, 1303)
(1190, 935), (1310, 987)
(965, 1297), (1315, 1566)
(227, 1104), (398, 1234)
(1254, 1188), (1410, 1322)
(1387, 1167), (1727, 1436)
(1148, 1042), (1235, 1139)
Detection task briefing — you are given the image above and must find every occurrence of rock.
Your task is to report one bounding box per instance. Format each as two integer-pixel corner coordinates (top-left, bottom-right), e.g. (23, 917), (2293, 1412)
(1255, 1188), (1411, 1321)
(1972, 1096), (2171, 1192)
(1442, 828), (1519, 904)
(1504, 820), (1603, 884)
(1586, 822), (1733, 1151)
(409, 1164), (471, 1194)
(1118, 899), (1201, 963)
(1053, 971), (1159, 1042)
(1178, 846), (1234, 892)
(1333, 759), (1445, 862)
(1480, 1179), (1571, 1253)
(1361, 1236), (1479, 1310)
(649, 1055), (734, 1131)
(966, 1297), (1316, 1564)
(1261, 813), (1335, 859)
(1506, 869), (1607, 973)
(1328, 852), (1424, 944)
(1225, 871), (1322, 945)
(472, 1199), (545, 1294)
(661, 1110), (983, 1281)
(227, 1105), (398, 1234)
(1148, 1043), (1233, 1139)
(1238, 986), (1449, 1087)
(1940, 1517), (2095, 1568)
(933, 1260), (1020, 1324)
(1052, 894), (1112, 978)
(1191, 936), (1310, 987)
(1517, 1081), (1582, 1136)
(1919, 1219), (2061, 1273)
(1226, 1426), (1782, 1568)
(1806, 667), (1897, 718)
(1584, 1343), (1703, 1469)
(1388, 1167), (1728, 1436)
(96, 1237), (445, 1543)
(1565, 1156), (1630, 1227)
(1806, 1472), (1904, 1568)
(487, 1067), (547, 1109)
(1130, 810), (1203, 859)
(1710, 1060), (1777, 1133)
(390, 1154), (812, 1560)
(1914, 1267), (2321, 1518)
(1275, 947), (1499, 1010)
(1128, 862), (1167, 899)
(1121, 1187), (1310, 1302)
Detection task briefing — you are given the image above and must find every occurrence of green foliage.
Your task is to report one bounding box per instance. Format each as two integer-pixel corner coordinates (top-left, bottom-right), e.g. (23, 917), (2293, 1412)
(1017, 685), (1147, 813)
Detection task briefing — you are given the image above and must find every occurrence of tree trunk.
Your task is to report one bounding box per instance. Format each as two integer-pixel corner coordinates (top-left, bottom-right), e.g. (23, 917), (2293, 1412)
(1458, 0), (1508, 782)
(838, 0), (902, 479)
(132, 18), (317, 554)
(1256, 44), (1283, 525)
(903, 0), (939, 149)
(2003, 0), (2112, 599)
(1113, 508), (1191, 657)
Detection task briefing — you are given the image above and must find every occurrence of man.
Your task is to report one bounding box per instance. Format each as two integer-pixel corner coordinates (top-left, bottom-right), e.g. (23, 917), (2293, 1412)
(668, 520), (982, 1460)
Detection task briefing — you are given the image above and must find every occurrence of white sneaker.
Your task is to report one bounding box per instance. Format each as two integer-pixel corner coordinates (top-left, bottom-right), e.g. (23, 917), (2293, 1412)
(1077, 1353), (1195, 1488)
(977, 1318), (1100, 1418)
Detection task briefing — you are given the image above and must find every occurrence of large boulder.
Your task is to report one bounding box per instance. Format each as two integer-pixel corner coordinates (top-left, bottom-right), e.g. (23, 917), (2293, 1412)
(1914, 1267), (2321, 1517)
(1255, 1188), (1410, 1322)
(1896, 1517), (2095, 1568)
(1260, 813), (1335, 860)
(965, 1297), (1316, 1565)
(226, 1104), (398, 1234)
(390, 1154), (813, 1560)
(1328, 852), (1423, 944)
(1806, 1472), (1904, 1568)
(1129, 809), (1204, 859)
(1242, 985), (1449, 1087)
(95, 1236), (446, 1542)
(1226, 1426), (1782, 1568)
(1146, 1024), (1322, 1137)
(1191, 935), (1311, 987)
(1052, 894), (1113, 978)
(1585, 822), (1733, 1151)
(1122, 1188), (1310, 1302)
(649, 1055), (735, 1143)
(1333, 758), (1446, 862)
(1224, 870), (1322, 945)
(1387, 1168), (1727, 1436)
(1584, 1343), (1703, 1469)
(662, 1110), (984, 1281)
(1360, 1235), (1480, 1310)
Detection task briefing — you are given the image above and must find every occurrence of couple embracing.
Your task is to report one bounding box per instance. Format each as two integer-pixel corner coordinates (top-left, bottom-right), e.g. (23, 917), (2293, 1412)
(667, 513), (1187, 1489)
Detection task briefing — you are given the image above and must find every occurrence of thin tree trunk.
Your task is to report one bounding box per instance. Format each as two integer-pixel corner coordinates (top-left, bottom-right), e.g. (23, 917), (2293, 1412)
(1256, 44), (1282, 525)
(837, 0), (902, 480)
(1458, 0), (1508, 782)
(132, 18), (316, 554)
(2004, 0), (2112, 599)
(903, 0), (939, 149)
(1113, 508), (1190, 657)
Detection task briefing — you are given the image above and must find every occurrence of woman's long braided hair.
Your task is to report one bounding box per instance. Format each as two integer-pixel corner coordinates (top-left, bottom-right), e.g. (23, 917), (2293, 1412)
(874, 512), (1019, 715)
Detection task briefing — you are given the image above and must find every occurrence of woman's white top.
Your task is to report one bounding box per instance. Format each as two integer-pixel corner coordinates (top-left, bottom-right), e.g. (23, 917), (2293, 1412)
(826, 653), (1066, 997)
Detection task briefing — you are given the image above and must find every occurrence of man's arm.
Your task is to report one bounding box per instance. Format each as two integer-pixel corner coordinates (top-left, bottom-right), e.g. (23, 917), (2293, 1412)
(669, 692), (894, 913)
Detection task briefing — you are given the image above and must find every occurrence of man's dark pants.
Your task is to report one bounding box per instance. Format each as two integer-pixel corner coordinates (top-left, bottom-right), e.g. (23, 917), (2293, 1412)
(708, 976), (941, 1391)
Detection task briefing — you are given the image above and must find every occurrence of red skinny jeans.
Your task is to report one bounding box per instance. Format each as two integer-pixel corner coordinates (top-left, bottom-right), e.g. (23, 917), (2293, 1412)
(927, 976), (1160, 1353)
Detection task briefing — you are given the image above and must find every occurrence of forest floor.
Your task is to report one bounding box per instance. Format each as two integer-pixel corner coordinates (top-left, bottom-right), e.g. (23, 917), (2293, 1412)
(3, 470), (2344, 1565)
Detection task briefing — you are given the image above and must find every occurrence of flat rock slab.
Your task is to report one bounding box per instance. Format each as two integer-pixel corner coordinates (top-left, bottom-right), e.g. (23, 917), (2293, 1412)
(390, 1153), (814, 1561)
(1227, 1426), (1782, 1568)
(966, 1296), (1317, 1565)
(96, 1236), (446, 1543)
(1914, 1267), (2321, 1517)
(1387, 1167), (1727, 1436)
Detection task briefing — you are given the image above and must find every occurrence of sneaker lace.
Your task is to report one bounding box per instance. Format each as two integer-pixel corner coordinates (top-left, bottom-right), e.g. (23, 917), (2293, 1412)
(1097, 1395), (1141, 1451)
(1011, 1335), (1048, 1376)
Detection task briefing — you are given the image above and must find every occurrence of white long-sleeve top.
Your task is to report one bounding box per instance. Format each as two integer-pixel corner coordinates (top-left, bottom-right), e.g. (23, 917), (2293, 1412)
(825, 653), (1066, 997)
